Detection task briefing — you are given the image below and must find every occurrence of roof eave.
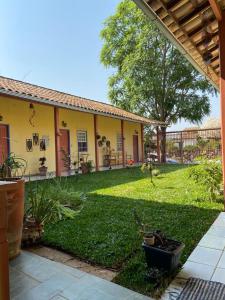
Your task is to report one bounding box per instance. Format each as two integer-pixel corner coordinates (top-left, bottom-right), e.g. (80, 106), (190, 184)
(0, 88), (161, 126)
(133, 0), (219, 91)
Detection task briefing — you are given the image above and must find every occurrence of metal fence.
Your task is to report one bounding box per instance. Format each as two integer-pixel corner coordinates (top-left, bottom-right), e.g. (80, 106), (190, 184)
(147, 127), (221, 163)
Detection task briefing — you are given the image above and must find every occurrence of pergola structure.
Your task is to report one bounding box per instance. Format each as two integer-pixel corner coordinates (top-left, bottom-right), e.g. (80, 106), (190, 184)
(133, 0), (225, 207)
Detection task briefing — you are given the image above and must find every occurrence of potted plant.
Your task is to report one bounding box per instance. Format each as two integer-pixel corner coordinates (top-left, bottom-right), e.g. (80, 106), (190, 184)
(39, 157), (47, 176)
(23, 185), (75, 246)
(133, 210), (184, 274)
(61, 149), (78, 175)
(73, 161), (79, 174)
(81, 160), (93, 174)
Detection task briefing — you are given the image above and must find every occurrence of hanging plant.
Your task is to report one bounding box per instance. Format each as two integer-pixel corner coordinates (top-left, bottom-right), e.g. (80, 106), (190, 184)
(106, 140), (110, 147)
(98, 140), (103, 147)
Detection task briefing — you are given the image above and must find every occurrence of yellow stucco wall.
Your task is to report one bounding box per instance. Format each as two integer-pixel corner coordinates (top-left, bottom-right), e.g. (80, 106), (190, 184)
(0, 96), (55, 175)
(0, 95), (143, 175)
(97, 116), (121, 166)
(124, 121), (142, 162)
(59, 109), (96, 166)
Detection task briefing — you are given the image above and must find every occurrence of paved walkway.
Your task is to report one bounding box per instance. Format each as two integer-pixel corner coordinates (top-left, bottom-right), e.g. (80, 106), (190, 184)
(10, 251), (152, 300)
(161, 212), (225, 299)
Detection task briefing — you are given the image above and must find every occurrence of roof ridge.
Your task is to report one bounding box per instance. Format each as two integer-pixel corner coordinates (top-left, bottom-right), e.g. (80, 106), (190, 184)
(0, 75), (160, 124)
(0, 75), (133, 115)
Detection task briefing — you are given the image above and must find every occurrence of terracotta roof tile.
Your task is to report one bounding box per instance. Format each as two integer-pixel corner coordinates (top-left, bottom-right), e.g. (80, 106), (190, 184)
(0, 76), (161, 125)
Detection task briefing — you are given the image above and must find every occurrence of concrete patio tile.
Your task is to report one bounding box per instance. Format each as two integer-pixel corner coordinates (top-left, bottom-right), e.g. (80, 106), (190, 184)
(198, 234), (225, 250)
(213, 213), (225, 227)
(61, 273), (145, 300)
(16, 259), (61, 282)
(50, 296), (69, 300)
(211, 268), (225, 284)
(62, 286), (118, 300)
(217, 251), (225, 268)
(10, 251), (41, 268)
(10, 251), (152, 300)
(13, 272), (80, 300)
(188, 246), (222, 266)
(207, 225), (225, 238)
(177, 261), (215, 280)
(52, 260), (87, 279)
(10, 268), (40, 299)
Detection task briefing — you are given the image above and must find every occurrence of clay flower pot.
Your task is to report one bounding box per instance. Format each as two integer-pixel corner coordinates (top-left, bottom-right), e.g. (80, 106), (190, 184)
(22, 218), (44, 247)
(144, 234), (155, 246)
(39, 166), (48, 176)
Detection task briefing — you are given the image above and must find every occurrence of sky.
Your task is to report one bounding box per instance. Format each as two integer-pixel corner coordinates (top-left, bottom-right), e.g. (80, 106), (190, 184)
(0, 0), (220, 131)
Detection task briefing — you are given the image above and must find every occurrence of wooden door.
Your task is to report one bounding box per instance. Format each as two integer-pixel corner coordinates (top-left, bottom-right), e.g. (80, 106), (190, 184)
(0, 125), (9, 164)
(59, 129), (70, 172)
(133, 135), (139, 163)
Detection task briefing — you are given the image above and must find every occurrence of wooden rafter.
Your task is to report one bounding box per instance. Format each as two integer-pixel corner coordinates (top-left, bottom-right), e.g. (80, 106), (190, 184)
(209, 0), (223, 21)
(178, 1), (210, 26)
(134, 0), (222, 87)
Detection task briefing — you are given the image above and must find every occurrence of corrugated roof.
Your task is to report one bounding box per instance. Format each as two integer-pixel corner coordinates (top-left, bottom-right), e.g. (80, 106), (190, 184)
(0, 76), (162, 125)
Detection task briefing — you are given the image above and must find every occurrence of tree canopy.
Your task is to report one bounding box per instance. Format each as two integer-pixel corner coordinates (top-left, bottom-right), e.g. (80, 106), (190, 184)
(100, 0), (214, 128)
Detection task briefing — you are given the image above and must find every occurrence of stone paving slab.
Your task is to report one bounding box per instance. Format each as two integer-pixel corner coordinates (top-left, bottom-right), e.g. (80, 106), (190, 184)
(10, 251), (153, 300)
(29, 246), (118, 281)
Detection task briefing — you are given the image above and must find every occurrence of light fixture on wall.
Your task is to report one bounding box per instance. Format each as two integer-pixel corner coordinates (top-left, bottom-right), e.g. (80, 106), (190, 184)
(62, 121), (67, 127)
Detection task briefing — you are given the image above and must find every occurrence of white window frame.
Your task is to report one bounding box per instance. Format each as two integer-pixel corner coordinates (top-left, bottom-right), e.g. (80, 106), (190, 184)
(77, 130), (88, 152)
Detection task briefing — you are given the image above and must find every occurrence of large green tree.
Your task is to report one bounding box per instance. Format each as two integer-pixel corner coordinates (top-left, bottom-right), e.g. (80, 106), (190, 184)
(100, 0), (215, 162)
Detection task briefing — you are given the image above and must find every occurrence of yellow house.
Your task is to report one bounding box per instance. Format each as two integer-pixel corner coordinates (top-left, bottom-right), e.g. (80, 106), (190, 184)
(0, 76), (160, 176)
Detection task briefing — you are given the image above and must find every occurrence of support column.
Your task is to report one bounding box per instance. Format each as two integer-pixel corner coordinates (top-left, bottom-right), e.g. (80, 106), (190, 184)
(219, 11), (225, 209)
(156, 126), (161, 163)
(94, 115), (99, 171)
(54, 107), (61, 177)
(141, 124), (144, 163)
(121, 120), (125, 167)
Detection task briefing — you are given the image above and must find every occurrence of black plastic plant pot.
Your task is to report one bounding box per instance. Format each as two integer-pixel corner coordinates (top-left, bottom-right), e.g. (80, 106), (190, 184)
(142, 239), (185, 273)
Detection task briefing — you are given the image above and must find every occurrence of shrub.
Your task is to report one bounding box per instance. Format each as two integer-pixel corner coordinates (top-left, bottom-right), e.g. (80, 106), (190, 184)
(25, 185), (76, 225)
(50, 189), (86, 210)
(141, 162), (160, 185)
(49, 177), (86, 209)
(189, 158), (222, 202)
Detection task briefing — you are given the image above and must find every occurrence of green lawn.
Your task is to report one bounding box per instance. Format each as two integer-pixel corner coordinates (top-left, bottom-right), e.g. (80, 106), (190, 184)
(28, 165), (223, 297)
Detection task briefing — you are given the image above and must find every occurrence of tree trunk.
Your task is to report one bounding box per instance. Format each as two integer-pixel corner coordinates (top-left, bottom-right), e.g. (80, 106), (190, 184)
(160, 127), (167, 163)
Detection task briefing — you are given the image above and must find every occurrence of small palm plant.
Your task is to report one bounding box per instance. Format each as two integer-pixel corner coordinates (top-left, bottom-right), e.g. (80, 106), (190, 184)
(0, 152), (27, 178)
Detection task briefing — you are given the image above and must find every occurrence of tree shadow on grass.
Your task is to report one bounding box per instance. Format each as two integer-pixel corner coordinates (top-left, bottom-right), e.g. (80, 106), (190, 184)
(43, 192), (221, 298)
(43, 193), (220, 269)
